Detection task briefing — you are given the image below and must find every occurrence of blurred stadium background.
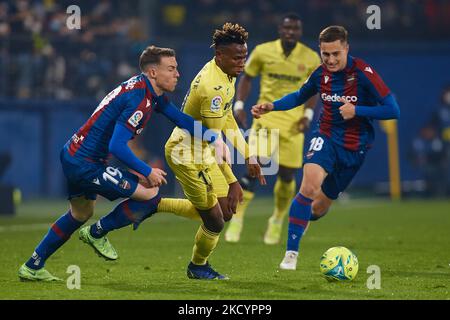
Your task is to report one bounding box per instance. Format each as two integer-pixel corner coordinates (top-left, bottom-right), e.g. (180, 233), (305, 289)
(0, 0), (449, 210)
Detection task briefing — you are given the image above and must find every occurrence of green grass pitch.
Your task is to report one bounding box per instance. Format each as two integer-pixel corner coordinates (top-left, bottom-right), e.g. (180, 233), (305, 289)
(0, 198), (449, 300)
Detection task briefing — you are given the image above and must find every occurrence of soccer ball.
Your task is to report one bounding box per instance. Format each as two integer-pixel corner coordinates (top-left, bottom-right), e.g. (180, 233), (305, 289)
(319, 246), (358, 281)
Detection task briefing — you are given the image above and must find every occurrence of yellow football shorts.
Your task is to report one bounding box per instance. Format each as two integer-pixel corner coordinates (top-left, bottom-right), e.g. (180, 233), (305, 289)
(248, 121), (304, 169)
(165, 140), (229, 211)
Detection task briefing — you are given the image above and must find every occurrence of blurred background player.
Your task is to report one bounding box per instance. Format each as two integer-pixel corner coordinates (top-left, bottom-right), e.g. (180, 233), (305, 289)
(165, 23), (266, 280)
(430, 85), (450, 195)
(409, 124), (447, 197)
(18, 45), (229, 281)
(225, 13), (320, 244)
(251, 26), (400, 270)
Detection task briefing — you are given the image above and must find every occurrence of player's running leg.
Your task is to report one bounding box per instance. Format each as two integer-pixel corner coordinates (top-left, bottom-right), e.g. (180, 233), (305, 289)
(165, 148), (228, 279)
(264, 166), (297, 245)
(187, 203), (228, 280)
(19, 197), (94, 281)
(310, 191), (333, 220)
(80, 184), (160, 260)
(157, 198), (201, 221)
(280, 163), (327, 270)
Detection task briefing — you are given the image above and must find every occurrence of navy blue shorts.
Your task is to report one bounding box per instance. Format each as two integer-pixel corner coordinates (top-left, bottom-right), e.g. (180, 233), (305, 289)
(304, 134), (366, 200)
(60, 149), (139, 201)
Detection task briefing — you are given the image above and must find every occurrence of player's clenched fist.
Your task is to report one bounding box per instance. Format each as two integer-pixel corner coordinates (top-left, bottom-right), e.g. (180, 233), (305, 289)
(251, 102), (274, 119)
(146, 168), (167, 187)
(338, 97), (356, 120)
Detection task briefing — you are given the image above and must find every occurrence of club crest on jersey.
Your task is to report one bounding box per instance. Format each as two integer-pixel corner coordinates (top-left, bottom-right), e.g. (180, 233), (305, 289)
(128, 110), (143, 128)
(210, 96), (222, 112)
(364, 66), (373, 74)
(120, 179), (131, 190)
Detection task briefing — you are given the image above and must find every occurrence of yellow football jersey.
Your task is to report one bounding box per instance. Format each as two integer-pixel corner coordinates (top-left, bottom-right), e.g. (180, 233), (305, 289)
(245, 39), (321, 134)
(167, 58), (249, 168)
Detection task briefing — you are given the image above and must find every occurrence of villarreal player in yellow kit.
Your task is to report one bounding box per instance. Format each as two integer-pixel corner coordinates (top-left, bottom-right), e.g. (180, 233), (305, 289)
(225, 13), (321, 244)
(165, 23), (265, 280)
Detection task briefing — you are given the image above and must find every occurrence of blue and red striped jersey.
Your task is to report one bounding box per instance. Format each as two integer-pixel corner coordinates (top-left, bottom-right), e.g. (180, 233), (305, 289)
(301, 55), (391, 151)
(66, 74), (164, 162)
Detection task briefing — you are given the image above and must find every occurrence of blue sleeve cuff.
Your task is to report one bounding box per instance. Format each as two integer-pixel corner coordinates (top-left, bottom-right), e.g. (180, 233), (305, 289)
(273, 92), (301, 111)
(273, 82), (316, 111)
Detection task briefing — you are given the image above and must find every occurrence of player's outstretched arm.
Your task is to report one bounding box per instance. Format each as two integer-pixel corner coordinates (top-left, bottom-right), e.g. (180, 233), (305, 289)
(233, 73), (253, 128)
(252, 87), (317, 120)
(158, 100), (230, 164)
(109, 122), (152, 177)
(251, 102), (274, 118)
(109, 123), (167, 187)
(158, 101), (218, 142)
(213, 137), (231, 165)
(258, 74), (318, 116)
(297, 94), (318, 133)
(221, 113), (266, 185)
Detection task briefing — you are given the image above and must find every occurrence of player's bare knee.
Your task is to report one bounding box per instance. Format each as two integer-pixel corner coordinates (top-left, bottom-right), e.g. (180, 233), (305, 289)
(69, 198), (95, 222)
(133, 186), (159, 201)
(300, 184), (321, 200)
(198, 206), (225, 233)
(71, 207), (94, 222)
(203, 217), (224, 233)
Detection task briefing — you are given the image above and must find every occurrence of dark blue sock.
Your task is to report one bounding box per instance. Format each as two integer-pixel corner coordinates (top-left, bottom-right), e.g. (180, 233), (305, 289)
(26, 211), (84, 270)
(90, 193), (161, 238)
(286, 193), (313, 252)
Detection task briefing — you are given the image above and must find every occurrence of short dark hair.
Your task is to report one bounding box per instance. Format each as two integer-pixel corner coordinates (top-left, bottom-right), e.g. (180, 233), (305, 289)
(280, 12), (301, 25)
(139, 45), (176, 72)
(211, 22), (248, 48)
(319, 25), (348, 44)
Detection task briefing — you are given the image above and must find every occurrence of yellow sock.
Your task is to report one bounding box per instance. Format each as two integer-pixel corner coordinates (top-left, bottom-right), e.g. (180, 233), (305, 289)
(157, 198), (201, 221)
(191, 225), (220, 265)
(233, 189), (255, 220)
(271, 178), (296, 222)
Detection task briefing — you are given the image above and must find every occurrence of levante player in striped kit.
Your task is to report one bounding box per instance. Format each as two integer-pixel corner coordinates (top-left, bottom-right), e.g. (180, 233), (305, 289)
(18, 46), (229, 281)
(251, 26), (400, 270)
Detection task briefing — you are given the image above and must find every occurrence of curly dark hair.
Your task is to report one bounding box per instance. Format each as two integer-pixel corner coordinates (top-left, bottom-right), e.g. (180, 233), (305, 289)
(211, 22), (248, 48)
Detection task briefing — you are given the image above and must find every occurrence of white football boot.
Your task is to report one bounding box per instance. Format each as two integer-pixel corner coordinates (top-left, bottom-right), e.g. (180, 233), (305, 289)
(279, 250), (298, 270)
